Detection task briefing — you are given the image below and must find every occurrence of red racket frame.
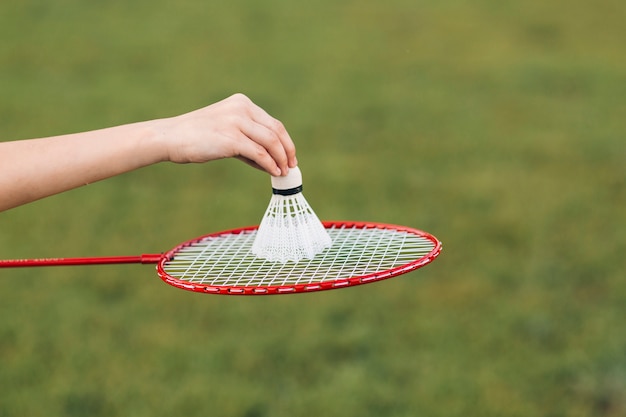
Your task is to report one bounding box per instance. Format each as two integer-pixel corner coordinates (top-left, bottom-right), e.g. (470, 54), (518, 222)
(0, 221), (442, 295)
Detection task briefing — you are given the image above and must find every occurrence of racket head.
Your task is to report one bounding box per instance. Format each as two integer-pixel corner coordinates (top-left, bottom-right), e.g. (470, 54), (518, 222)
(157, 221), (442, 295)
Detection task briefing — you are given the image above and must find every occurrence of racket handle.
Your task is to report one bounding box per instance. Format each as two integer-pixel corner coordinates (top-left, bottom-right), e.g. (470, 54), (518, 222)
(0, 254), (161, 268)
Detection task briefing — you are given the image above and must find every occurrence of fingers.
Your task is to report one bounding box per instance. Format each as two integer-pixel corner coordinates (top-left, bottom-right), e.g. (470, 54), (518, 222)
(247, 103), (298, 170)
(239, 125), (281, 176)
(239, 119), (293, 176)
(228, 94), (297, 175)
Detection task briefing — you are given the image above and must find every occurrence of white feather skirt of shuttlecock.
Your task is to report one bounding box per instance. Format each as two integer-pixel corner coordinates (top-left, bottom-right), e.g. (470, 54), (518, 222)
(251, 193), (332, 263)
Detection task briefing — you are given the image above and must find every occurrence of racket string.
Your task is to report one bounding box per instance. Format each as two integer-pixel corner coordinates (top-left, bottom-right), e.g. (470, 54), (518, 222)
(163, 225), (437, 287)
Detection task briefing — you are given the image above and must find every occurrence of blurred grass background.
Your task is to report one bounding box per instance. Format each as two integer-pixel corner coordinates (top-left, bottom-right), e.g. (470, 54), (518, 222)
(0, 0), (624, 416)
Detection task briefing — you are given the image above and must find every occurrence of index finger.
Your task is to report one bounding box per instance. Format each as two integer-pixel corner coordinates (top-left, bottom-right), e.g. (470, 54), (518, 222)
(246, 102), (298, 172)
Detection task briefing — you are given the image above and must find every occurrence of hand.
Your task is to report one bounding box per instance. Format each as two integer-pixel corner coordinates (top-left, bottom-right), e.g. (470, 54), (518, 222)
(159, 93), (297, 176)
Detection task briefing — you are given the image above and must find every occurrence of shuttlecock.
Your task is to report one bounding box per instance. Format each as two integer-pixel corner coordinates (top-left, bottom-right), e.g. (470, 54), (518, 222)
(251, 166), (332, 263)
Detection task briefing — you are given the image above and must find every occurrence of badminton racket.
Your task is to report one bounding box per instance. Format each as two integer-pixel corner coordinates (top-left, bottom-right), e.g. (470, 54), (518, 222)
(0, 221), (441, 295)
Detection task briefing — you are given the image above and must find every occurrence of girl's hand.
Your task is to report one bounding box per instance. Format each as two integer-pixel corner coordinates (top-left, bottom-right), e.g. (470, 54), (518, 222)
(160, 93), (297, 176)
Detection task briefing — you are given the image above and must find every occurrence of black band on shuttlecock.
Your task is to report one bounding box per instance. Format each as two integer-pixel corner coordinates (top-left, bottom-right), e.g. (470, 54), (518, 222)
(272, 185), (303, 196)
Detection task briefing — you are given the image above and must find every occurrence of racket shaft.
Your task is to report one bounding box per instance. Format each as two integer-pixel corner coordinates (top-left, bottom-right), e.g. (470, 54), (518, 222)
(0, 254), (161, 268)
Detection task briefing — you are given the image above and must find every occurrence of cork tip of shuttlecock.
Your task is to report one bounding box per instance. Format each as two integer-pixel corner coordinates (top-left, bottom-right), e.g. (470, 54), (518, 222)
(271, 166), (302, 192)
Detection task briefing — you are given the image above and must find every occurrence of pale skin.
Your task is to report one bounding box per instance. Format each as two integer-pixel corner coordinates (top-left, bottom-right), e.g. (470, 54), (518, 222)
(0, 94), (297, 212)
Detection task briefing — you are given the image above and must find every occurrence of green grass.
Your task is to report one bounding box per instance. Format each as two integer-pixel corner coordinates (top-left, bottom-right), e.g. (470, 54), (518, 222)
(1, 0), (625, 416)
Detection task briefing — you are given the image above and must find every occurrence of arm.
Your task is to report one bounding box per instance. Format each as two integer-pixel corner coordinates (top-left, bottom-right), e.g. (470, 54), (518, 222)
(0, 94), (297, 212)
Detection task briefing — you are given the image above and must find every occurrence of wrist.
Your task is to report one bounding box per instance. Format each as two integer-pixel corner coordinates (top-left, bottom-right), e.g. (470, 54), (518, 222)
(140, 118), (173, 164)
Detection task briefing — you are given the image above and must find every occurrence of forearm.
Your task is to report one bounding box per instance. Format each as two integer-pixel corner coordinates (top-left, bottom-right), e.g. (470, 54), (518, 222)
(0, 120), (167, 212)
